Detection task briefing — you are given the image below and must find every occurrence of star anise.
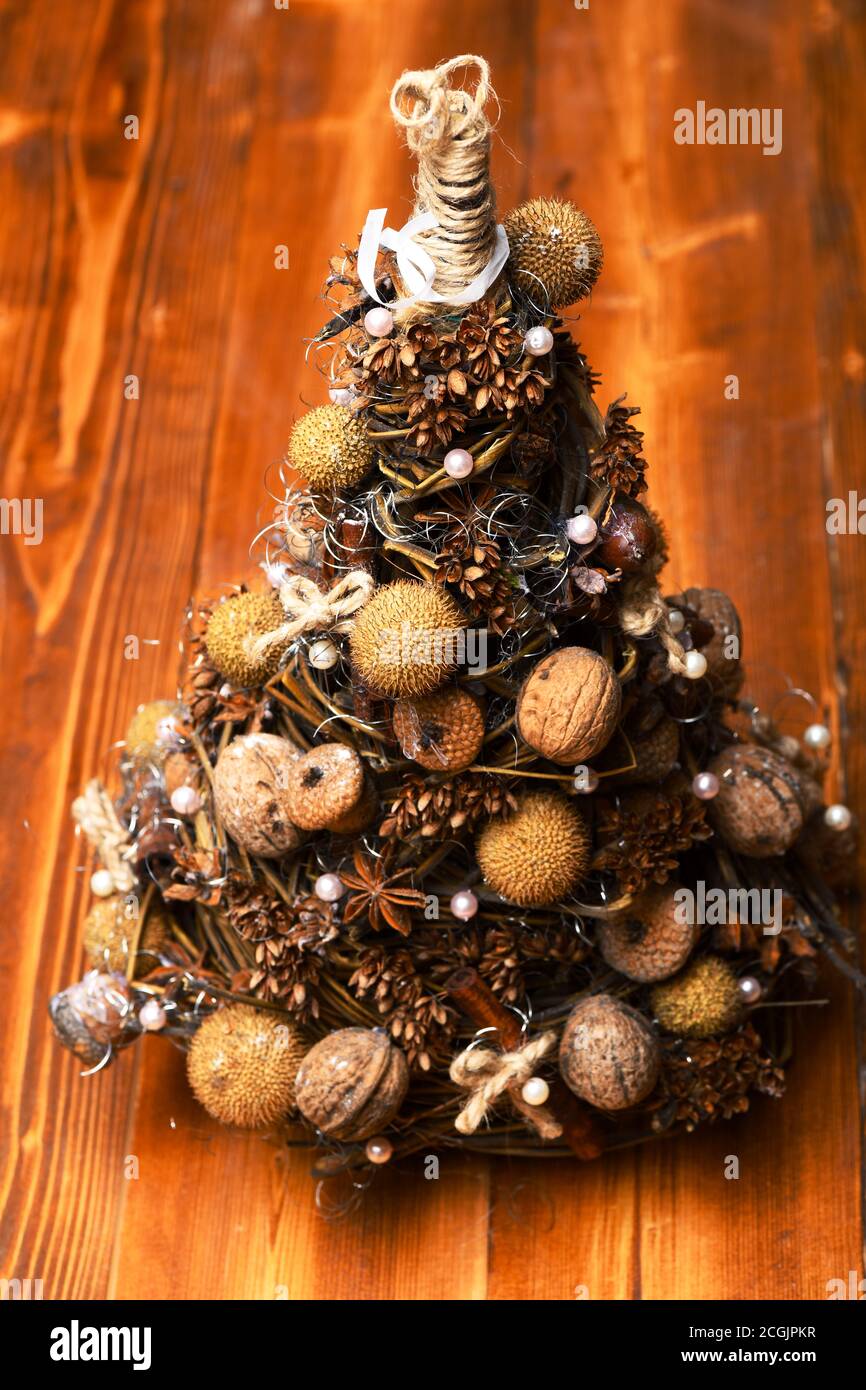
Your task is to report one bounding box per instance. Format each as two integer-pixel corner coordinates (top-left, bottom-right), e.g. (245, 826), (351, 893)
(380, 771), (517, 840)
(650, 1025), (785, 1133)
(590, 395), (648, 497)
(340, 848), (426, 936)
(164, 846), (224, 906)
(592, 777), (712, 895)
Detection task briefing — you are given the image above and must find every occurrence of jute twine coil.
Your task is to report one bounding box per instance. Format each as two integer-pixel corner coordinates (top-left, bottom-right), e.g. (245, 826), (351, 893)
(450, 1030), (562, 1139)
(246, 570), (375, 662)
(72, 780), (136, 894)
(390, 54), (498, 312)
(620, 572), (689, 675)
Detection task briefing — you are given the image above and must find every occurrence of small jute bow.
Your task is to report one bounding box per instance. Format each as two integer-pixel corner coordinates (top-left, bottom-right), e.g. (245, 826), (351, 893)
(449, 1031), (562, 1140)
(246, 570), (375, 662)
(620, 572), (689, 675)
(72, 780), (136, 894)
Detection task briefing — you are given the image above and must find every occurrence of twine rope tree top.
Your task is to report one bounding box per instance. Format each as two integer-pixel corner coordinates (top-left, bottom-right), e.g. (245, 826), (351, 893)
(389, 55), (500, 309)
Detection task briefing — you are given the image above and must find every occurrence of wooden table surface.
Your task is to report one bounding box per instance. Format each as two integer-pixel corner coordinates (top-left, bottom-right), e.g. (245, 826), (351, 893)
(1, 0), (864, 1301)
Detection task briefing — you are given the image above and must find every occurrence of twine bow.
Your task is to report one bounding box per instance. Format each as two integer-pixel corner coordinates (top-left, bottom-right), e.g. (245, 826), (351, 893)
(619, 573), (689, 675)
(247, 570), (375, 662)
(449, 1030), (563, 1140)
(71, 780), (136, 894)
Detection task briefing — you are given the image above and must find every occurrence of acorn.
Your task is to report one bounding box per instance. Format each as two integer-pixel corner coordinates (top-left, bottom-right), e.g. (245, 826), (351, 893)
(187, 1005), (309, 1129)
(559, 995), (660, 1111)
(393, 687), (485, 772)
(204, 591), (287, 689)
(124, 700), (184, 766)
(294, 1027), (409, 1142)
(516, 646), (621, 766)
(599, 882), (696, 983)
(595, 494), (658, 573)
(213, 733), (302, 858)
(618, 715), (680, 785)
(476, 792), (590, 907)
(651, 955), (743, 1038)
(504, 197), (603, 308)
(83, 895), (171, 975)
(707, 744), (804, 858)
(671, 587), (743, 697)
(286, 404), (375, 493)
(284, 742), (375, 833)
(349, 581), (466, 699)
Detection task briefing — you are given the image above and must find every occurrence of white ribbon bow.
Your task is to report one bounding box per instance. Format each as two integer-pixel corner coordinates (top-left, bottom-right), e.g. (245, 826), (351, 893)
(357, 207), (509, 312)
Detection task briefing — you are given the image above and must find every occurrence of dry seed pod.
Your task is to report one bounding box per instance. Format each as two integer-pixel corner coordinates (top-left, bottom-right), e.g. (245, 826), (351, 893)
(707, 744), (804, 858)
(83, 895), (171, 975)
(559, 994), (660, 1111)
(651, 955), (743, 1039)
(393, 687), (485, 772)
(294, 1027), (409, 1141)
(164, 751), (200, 798)
(350, 581), (466, 699)
(595, 495), (658, 573)
(213, 733), (302, 858)
(517, 646), (621, 766)
(124, 700), (183, 766)
(285, 743), (370, 832)
(504, 197), (603, 308)
(599, 882), (696, 983)
(205, 591), (288, 689)
(476, 792), (589, 907)
(618, 716), (680, 785)
(187, 1005), (308, 1129)
(672, 587), (743, 696)
(287, 404), (375, 493)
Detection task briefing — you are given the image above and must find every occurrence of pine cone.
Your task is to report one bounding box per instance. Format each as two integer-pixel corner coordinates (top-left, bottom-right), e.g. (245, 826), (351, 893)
(591, 395), (648, 497)
(349, 946), (454, 1070)
(651, 1025), (785, 1133)
(592, 777), (712, 894)
(380, 772), (518, 840)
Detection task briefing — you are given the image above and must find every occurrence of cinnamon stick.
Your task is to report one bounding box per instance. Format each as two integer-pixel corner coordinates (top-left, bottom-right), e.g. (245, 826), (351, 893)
(446, 966), (604, 1161)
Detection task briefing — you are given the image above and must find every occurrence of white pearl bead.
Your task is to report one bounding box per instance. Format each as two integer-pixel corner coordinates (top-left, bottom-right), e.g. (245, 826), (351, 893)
(524, 325), (554, 356)
(90, 869), (115, 898)
(364, 307), (394, 338)
(170, 785), (202, 817)
(155, 716), (182, 748)
(692, 771), (720, 800)
(824, 803), (852, 831)
(738, 976), (762, 1005)
(684, 650), (708, 680)
(450, 889), (479, 921)
(329, 386), (355, 407)
(443, 447), (474, 479)
(803, 723), (831, 750)
(139, 999), (168, 1031)
(566, 513), (598, 546)
(314, 872), (345, 902)
(667, 608), (685, 634)
(308, 637), (339, 670)
(521, 1076), (550, 1107)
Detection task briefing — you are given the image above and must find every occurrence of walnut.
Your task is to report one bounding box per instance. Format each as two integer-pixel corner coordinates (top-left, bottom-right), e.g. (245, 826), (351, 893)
(559, 994), (660, 1111)
(599, 882), (696, 982)
(213, 733), (302, 858)
(516, 646), (621, 766)
(672, 587), (743, 697)
(294, 1027), (409, 1141)
(707, 744), (804, 858)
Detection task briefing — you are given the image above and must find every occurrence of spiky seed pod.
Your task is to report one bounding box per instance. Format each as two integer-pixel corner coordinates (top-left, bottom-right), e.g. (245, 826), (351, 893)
(504, 197), (603, 308)
(559, 995), (660, 1111)
(393, 687), (485, 772)
(599, 882), (696, 983)
(213, 733), (303, 858)
(349, 581), (466, 699)
(83, 896), (171, 975)
(284, 743), (370, 832)
(294, 1027), (409, 1141)
(476, 792), (589, 907)
(618, 717), (680, 785)
(707, 744), (804, 858)
(286, 404), (375, 492)
(187, 1005), (309, 1128)
(516, 646), (621, 766)
(651, 956), (744, 1039)
(124, 700), (183, 766)
(204, 591), (287, 689)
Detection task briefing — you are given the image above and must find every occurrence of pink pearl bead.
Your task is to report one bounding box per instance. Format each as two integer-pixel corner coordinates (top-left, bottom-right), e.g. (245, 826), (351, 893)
(364, 307), (394, 338)
(314, 872), (345, 902)
(443, 448), (474, 479)
(365, 1136), (393, 1164)
(139, 999), (167, 1032)
(566, 513), (598, 546)
(692, 771), (720, 800)
(450, 889), (479, 921)
(738, 976), (762, 1005)
(524, 325), (554, 356)
(170, 785), (202, 817)
(329, 386), (355, 407)
(156, 716), (182, 748)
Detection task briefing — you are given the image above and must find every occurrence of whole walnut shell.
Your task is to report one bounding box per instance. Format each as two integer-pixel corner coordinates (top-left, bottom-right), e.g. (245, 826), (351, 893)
(213, 733), (302, 858)
(294, 1027), (409, 1141)
(517, 646), (621, 766)
(599, 882), (696, 982)
(707, 744), (804, 858)
(559, 994), (660, 1111)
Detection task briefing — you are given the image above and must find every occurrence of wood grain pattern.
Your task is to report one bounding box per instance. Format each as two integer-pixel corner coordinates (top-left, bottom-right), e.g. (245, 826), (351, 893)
(0, 0), (862, 1301)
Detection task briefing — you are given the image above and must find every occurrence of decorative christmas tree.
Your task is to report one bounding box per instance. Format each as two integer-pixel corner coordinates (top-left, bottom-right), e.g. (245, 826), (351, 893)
(53, 57), (860, 1183)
